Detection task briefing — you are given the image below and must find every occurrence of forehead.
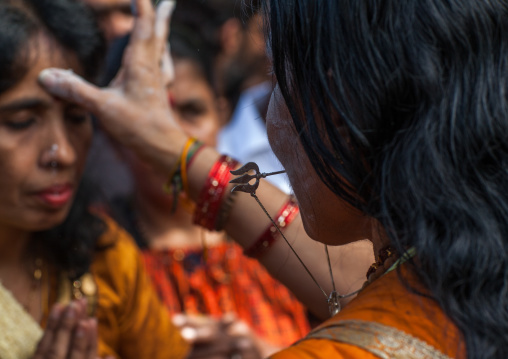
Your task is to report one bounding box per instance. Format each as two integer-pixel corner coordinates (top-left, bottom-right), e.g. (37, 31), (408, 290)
(0, 35), (82, 106)
(171, 60), (214, 99)
(174, 60), (207, 82)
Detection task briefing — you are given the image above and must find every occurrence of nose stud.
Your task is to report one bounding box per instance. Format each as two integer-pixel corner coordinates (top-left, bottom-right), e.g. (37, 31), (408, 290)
(47, 144), (59, 169)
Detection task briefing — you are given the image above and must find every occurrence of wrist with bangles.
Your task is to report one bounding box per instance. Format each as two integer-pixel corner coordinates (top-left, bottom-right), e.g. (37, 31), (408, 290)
(163, 137), (205, 212)
(244, 197), (299, 258)
(163, 140), (241, 231)
(164, 145), (299, 257)
(193, 154), (239, 231)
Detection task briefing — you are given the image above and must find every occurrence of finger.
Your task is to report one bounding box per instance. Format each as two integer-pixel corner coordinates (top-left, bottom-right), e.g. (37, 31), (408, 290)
(33, 304), (64, 358)
(130, 0), (156, 45)
(161, 45), (174, 86)
(173, 314), (217, 328)
(180, 324), (221, 344)
(227, 320), (252, 337)
(219, 313), (238, 329)
(154, 1), (176, 52)
(129, 0), (174, 72)
(172, 314), (188, 328)
(68, 321), (89, 359)
(38, 69), (104, 113)
(86, 318), (99, 359)
(133, 0), (154, 17)
(48, 302), (80, 359)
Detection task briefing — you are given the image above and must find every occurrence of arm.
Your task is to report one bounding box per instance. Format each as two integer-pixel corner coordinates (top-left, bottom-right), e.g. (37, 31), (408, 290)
(38, 0), (373, 320)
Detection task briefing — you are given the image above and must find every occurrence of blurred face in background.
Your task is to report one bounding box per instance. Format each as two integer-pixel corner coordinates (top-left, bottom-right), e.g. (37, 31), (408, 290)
(217, 13), (270, 97)
(0, 36), (92, 233)
(81, 0), (134, 43)
(170, 59), (221, 148)
(126, 57), (222, 209)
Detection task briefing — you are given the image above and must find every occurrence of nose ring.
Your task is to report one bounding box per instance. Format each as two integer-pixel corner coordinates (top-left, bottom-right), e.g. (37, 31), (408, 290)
(47, 144), (59, 168)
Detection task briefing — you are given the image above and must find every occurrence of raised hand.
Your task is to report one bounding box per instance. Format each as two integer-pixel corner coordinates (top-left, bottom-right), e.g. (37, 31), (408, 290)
(33, 300), (97, 359)
(38, 0), (185, 171)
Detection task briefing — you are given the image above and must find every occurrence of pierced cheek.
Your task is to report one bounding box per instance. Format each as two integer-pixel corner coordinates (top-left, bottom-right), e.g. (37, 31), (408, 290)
(168, 93), (176, 108)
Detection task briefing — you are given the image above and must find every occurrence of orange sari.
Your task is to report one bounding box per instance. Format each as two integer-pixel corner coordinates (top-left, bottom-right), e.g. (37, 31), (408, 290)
(47, 216), (190, 359)
(270, 266), (466, 358)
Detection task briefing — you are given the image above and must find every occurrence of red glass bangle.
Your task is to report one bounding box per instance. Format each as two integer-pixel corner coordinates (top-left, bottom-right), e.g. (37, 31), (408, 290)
(244, 197), (299, 258)
(193, 155), (238, 230)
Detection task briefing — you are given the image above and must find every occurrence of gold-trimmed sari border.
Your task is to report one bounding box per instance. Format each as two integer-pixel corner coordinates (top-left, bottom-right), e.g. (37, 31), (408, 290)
(302, 320), (452, 359)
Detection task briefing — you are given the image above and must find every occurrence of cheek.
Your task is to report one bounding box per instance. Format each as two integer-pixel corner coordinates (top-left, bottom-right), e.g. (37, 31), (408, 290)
(0, 135), (48, 230)
(266, 89), (301, 178)
(200, 118), (220, 147)
(0, 129), (38, 189)
(0, 150), (32, 198)
(179, 117), (220, 148)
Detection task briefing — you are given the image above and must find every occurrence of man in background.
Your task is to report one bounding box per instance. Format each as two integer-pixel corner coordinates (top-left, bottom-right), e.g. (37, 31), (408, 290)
(81, 0), (134, 44)
(210, 0), (292, 193)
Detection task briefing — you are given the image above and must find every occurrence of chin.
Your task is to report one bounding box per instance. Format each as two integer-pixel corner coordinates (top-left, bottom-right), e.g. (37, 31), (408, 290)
(27, 208), (71, 232)
(300, 211), (324, 243)
(300, 209), (364, 246)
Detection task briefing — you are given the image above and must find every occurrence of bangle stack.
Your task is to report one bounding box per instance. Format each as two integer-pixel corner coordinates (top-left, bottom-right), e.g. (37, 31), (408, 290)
(193, 155), (239, 231)
(244, 197), (299, 258)
(163, 137), (204, 212)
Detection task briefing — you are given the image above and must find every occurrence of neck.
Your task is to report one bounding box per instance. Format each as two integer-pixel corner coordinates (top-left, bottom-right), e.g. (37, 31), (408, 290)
(369, 219), (392, 260)
(134, 192), (224, 250)
(0, 225), (32, 266)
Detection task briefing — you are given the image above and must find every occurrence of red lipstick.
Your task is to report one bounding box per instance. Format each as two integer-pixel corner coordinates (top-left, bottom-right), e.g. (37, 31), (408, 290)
(36, 184), (73, 208)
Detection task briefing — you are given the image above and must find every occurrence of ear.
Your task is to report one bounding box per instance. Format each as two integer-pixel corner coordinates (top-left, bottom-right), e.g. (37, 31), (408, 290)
(219, 18), (243, 56)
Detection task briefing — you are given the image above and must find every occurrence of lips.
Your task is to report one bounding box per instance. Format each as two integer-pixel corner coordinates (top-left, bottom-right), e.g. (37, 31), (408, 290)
(35, 184), (74, 208)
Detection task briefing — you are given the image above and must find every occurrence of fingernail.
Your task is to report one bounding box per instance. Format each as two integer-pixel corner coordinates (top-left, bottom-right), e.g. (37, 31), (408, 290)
(38, 69), (59, 87)
(159, 0), (176, 19)
(180, 327), (197, 341)
(168, 0), (176, 16)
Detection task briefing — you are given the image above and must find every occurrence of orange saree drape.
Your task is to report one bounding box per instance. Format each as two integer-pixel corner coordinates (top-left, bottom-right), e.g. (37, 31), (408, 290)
(270, 266), (466, 358)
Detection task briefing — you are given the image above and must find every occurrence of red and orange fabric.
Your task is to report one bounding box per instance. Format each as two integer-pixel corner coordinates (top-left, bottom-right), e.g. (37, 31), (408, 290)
(270, 265), (466, 358)
(142, 241), (311, 347)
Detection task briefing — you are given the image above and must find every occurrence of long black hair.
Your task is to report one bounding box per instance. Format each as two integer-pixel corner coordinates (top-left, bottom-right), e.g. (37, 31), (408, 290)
(264, 0), (508, 358)
(0, 0), (106, 278)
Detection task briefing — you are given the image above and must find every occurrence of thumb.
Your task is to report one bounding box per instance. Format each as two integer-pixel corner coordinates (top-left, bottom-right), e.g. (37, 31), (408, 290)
(38, 68), (104, 112)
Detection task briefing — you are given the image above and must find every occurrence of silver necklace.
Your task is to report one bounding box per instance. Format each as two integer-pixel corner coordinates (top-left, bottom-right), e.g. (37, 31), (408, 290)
(230, 162), (361, 316)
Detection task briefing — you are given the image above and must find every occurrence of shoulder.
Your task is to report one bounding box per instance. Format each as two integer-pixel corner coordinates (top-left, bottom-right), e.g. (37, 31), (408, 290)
(270, 338), (379, 359)
(286, 269), (465, 359)
(95, 214), (140, 263)
(90, 214), (144, 297)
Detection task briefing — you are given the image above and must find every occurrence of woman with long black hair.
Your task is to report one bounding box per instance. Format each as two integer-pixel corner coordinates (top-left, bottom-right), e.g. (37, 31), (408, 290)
(40, 0), (508, 357)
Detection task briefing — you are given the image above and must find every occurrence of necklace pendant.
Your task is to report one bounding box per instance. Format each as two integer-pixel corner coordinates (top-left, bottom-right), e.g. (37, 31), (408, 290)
(328, 291), (341, 317)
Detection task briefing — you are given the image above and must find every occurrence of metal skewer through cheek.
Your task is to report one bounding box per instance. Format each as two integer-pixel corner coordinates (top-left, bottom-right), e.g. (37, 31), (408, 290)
(230, 162), (360, 316)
